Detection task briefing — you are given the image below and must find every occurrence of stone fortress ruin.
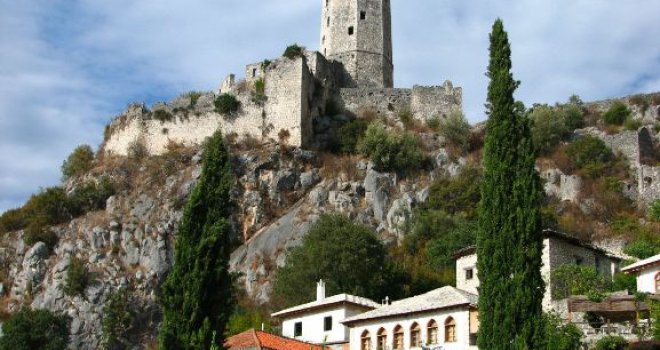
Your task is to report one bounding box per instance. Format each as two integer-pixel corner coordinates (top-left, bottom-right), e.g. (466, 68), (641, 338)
(103, 0), (463, 155)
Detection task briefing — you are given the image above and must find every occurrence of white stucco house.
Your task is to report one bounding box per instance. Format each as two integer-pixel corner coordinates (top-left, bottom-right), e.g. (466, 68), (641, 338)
(271, 280), (381, 349)
(454, 229), (622, 310)
(341, 286), (479, 350)
(621, 253), (660, 294)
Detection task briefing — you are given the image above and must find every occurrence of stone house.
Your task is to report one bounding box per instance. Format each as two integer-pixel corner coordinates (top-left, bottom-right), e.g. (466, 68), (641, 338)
(270, 280), (380, 350)
(454, 229), (623, 310)
(341, 286), (479, 350)
(621, 253), (660, 294)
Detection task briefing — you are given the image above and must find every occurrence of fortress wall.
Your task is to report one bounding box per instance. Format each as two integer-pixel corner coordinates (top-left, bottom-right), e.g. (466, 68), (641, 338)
(411, 83), (463, 120)
(339, 87), (411, 118)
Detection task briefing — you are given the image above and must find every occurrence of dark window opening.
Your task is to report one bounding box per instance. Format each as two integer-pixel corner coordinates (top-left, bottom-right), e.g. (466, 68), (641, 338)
(252, 68), (257, 78)
(294, 322), (303, 337)
(465, 268), (474, 280)
(575, 256), (584, 265)
(360, 11), (366, 20)
(324, 316), (333, 331)
(348, 26), (354, 35)
(327, 17), (330, 27)
(326, 0), (329, 6)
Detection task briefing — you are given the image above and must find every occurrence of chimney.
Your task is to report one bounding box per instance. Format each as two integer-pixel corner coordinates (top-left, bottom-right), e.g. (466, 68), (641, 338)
(317, 280), (326, 302)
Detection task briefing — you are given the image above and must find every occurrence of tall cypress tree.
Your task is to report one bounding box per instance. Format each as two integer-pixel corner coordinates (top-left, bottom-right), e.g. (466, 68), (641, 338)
(476, 19), (545, 350)
(159, 130), (234, 350)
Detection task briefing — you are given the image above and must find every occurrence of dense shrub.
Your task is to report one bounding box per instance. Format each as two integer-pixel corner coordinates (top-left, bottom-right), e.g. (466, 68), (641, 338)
(603, 101), (632, 125)
(425, 218), (477, 270)
(24, 187), (70, 225)
(595, 335), (628, 350)
(357, 122), (424, 174)
(337, 118), (369, 154)
(649, 199), (660, 222)
(61, 145), (95, 180)
(152, 109), (174, 122)
(102, 289), (135, 350)
(185, 91), (203, 108)
(127, 139), (149, 160)
(397, 107), (414, 129)
(544, 312), (583, 350)
(426, 116), (441, 131)
(565, 135), (614, 176)
(0, 308), (70, 350)
(624, 117), (643, 131)
(425, 166), (482, 218)
(63, 257), (89, 296)
(551, 264), (611, 299)
(624, 231), (660, 259)
(529, 102), (584, 155)
(23, 218), (58, 249)
(282, 44), (304, 59)
(67, 177), (116, 215)
(214, 93), (241, 115)
(438, 110), (471, 153)
(0, 207), (28, 234)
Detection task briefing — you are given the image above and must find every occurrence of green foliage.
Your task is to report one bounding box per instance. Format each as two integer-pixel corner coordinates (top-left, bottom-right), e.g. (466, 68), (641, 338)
(159, 130), (234, 350)
(23, 219), (58, 249)
(438, 110), (472, 153)
(551, 264), (610, 299)
(649, 199), (660, 222)
(544, 312), (583, 350)
(282, 44), (304, 59)
(603, 101), (631, 125)
(251, 78), (267, 105)
(153, 109), (174, 122)
(261, 60), (272, 71)
(425, 218), (477, 270)
(426, 116), (441, 131)
(0, 207), (28, 234)
(612, 272), (637, 293)
(214, 93), (241, 115)
(529, 102), (584, 155)
(102, 289), (135, 350)
(650, 299), (660, 340)
(25, 187), (70, 225)
(61, 145), (95, 180)
(425, 166), (482, 218)
(624, 231), (660, 259)
(477, 19), (545, 350)
(624, 117), (643, 131)
(0, 308), (70, 350)
(565, 135), (614, 176)
(67, 177), (116, 216)
(185, 91), (203, 108)
(337, 118), (369, 154)
(272, 214), (403, 308)
(64, 256), (89, 296)
(397, 107), (414, 129)
(595, 335), (628, 350)
(356, 122), (424, 175)
(226, 307), (272, 337)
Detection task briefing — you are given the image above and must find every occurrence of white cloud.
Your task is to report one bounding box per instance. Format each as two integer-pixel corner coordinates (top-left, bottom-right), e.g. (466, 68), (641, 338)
(0, 0), (659, 212)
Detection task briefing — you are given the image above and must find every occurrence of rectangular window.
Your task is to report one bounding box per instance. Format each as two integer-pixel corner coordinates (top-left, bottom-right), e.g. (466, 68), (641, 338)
(360, 11), (366, 20)
(574, 256), (584, 265)
(465, 268), (474, 280)
(348, 26), (354, 35)
(324, 316), (332, 331)
(294, 322), (302, 337)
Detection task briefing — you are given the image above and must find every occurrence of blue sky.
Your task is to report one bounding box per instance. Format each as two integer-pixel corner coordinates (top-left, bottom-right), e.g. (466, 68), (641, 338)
(1, 0), (659, 213)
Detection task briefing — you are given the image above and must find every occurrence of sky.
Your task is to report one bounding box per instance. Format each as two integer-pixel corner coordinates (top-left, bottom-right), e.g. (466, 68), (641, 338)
(1, 0), (659, 213)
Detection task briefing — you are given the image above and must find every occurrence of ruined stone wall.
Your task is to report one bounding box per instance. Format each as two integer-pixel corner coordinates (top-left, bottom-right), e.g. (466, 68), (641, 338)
(104, 56), (313, 155)
(338, 80), (462, 121)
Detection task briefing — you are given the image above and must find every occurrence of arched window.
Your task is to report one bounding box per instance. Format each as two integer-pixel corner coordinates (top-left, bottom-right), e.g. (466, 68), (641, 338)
(445, 317), (456, 343)
(427, 320), (438, 345)
(655, 273), (660, 294)
(361, 330), (371, 350)
(392, 325), (403, 350)
(377, 328), (387, 350)
(410, 322), (421, 347)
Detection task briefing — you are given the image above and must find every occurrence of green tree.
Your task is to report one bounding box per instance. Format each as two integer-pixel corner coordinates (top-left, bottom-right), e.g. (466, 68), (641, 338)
(272, 214), (403, 308)
(425, 166), (482, 218)
(477, 19), (545, 350)
(159, 130), (234, 350)
(649, 199), (660, 222)
(357, 122), (424, 175)
(0, 309), (70, 350)
(544, 312), (583, 350)
(63, 256), (90, 296)
(438, 109), (472, 153)
(61, 145), (95, 180)
(551, 264), (611, 299)
(603, 101), (631, 126)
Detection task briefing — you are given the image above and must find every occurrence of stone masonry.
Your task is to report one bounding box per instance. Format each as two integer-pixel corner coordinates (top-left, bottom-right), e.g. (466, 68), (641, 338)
(103, 0), (462, 156)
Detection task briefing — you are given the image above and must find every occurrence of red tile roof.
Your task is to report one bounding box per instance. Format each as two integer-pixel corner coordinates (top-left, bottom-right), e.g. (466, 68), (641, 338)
(225, 329), (327, 350)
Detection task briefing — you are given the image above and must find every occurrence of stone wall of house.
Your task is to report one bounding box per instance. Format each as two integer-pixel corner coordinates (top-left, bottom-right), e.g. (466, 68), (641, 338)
(104, 56), (315, 155)
(455, 254), (479, 295)
(338, 80), (462, 121)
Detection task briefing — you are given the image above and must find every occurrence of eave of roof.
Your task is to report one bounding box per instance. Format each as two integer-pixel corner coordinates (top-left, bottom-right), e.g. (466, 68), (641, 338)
(621, 253), (660, 273)
(271, 294), (380, 319)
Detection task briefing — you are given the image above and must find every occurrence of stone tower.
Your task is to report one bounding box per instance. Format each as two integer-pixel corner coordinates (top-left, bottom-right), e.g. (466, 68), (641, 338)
(320, 0), (393, 88)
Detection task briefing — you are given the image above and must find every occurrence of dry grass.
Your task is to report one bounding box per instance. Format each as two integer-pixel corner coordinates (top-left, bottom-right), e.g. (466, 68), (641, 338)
(319, 153), (363, 182)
